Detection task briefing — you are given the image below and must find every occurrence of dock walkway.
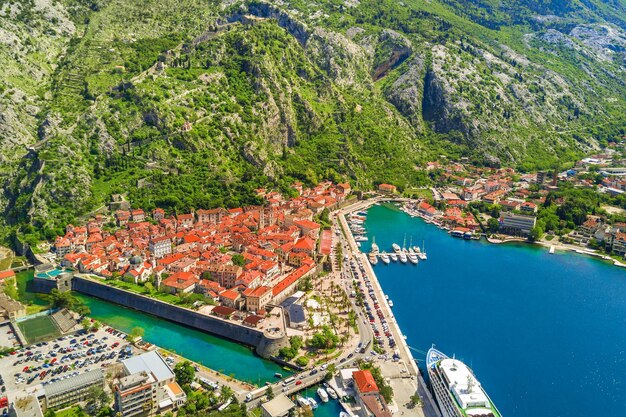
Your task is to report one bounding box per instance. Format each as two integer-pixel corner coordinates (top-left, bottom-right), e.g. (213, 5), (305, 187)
(338, 198), (442, 417)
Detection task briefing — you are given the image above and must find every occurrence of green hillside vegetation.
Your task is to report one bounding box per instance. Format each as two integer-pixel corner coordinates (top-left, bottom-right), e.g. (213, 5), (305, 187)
(1, 0), (625, 240)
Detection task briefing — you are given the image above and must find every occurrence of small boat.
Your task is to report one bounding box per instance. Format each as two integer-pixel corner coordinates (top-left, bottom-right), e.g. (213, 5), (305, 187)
(297, 396), (310, 408)
(408, 252), (419, 264)
(388, 300), (394, 308)
(392, 243), (401, 253)
(371, 237), (379, 254)
(399, 252), (407, 263)
(326, 386), (338, 400)
(307, 397), (318, 409)
(390, 253), (398, 262)
(274, 372), (282, 378)
(369, 253), (378, 265)
(355, 236), (369, 242)
(549, 245), (555, 254)
(380, 253), (390, 264)
(339, 412), (350, 417)
(317, 387), (329, 403)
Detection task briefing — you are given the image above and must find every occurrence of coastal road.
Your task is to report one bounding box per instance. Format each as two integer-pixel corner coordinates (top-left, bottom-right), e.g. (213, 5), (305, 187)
(339, 199), (442, 417)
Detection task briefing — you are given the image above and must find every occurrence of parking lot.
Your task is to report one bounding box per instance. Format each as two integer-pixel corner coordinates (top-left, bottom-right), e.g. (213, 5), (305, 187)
(0, 325), (135, 402)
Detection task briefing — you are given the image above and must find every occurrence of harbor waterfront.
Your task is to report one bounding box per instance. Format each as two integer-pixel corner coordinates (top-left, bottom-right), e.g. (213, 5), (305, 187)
(361, 203), (626, 417)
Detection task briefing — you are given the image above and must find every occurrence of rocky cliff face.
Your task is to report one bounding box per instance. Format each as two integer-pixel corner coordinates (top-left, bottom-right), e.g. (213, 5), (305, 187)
(1, 0), (625, 232)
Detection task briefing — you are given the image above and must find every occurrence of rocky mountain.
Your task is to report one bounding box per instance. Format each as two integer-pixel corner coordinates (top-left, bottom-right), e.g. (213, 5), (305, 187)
(1, 0), (625, 238)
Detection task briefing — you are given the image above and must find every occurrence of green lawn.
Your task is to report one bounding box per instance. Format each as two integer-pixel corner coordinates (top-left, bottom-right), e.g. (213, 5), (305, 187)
(55, 406), (86, 417)
(17, 315), (60, 344)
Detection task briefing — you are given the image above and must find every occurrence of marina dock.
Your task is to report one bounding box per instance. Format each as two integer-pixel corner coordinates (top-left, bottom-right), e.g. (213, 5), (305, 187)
(338, 200), (442, 417)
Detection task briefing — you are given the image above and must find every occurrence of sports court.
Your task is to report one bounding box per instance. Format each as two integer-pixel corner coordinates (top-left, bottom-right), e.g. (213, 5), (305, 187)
(17, 315), (60, 344)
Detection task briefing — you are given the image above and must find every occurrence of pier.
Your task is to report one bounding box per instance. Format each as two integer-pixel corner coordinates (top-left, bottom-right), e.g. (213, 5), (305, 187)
(337, 199), (442, 417)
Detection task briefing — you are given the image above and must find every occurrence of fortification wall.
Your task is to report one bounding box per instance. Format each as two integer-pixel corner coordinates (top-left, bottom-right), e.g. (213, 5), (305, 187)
(71, 277), (288, 358)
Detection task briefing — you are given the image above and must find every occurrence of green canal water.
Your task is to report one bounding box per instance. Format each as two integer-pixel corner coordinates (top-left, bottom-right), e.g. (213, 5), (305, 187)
(15, 271), (287, 386)
(15, 270), (344, 415)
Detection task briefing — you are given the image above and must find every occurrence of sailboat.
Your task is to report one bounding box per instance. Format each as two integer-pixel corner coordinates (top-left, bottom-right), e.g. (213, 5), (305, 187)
(371, 236), (379, 254)
(419, 240), (427, 260)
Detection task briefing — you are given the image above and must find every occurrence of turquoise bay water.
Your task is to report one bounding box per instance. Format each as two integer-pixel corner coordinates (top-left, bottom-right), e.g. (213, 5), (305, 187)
(363, 203), (626, 417)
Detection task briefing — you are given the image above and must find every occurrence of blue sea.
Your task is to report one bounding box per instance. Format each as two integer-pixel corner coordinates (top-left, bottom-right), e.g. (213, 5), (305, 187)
(362, 203), (626, 417)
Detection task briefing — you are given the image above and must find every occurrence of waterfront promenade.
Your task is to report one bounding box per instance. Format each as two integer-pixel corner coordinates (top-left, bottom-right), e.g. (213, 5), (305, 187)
(337, 199), (442, 417)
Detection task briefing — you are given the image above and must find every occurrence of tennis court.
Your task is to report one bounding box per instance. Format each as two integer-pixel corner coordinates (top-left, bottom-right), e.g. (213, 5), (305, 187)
(17, 315), (60, 344)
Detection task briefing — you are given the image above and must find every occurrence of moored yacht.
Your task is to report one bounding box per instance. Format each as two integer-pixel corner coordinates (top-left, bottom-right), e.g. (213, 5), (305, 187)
(399, 251), (407, 263)
(326, 386), (338, 400)
(407, 251), (419, 264)
(426, 347), (502, 417)
(297, 396), (310, 408)
(307, 397), (318, 409)
(392, 243), (401, 253)
(368, 253), (378, 265)
(380, 252), (390, 264)
(371, 237), (379, 254)
(317, 387), (329, 403)
(390, 253), (398, 262)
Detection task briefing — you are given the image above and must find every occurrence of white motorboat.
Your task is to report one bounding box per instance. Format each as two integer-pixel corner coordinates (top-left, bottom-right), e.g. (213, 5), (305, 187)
(392, 243), (401, 253)
(368, 253), (378, 265)
(388, 300), (394, 308)
(326, 386), (338, 400)
(380, 252), (390, 264)
(297, 396), (310, 408)
(390, 253), (398, 262)
(307, 397), (318, 409)
(399, 252), (407, 263)
(317, 387), (329, 403)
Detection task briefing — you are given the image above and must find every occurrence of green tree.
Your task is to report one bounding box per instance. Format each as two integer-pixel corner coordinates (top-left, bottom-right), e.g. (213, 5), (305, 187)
(529, 225), (543, 242)
(265, 386), (274, 400)
(3, 278), (18, 300)
(220, 385), (233, 401)
(174, 361), (196, 390)
(85, 385), (110, 415)
(231, 254), (245, 267)
(127, 326), (144, 343)
(487, 218), (500, 233)
(82, 318), (92, 331)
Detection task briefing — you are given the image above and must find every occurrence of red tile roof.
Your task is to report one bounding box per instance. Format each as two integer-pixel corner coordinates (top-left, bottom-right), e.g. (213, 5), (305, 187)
(353, 370), (379, 394)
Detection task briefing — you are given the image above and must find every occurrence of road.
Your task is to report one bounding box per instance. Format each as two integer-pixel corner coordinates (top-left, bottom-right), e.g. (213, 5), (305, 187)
(245, 197), (441, 417)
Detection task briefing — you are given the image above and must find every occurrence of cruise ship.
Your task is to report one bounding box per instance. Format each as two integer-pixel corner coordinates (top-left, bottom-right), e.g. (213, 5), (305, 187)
(426, 348), (502, 417)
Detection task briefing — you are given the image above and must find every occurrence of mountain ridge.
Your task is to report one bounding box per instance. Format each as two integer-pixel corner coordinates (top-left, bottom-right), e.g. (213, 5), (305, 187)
(1, 0), (625, 239)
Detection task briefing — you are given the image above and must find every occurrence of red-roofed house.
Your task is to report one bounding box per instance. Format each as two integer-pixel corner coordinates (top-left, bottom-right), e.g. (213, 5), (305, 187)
(294, 219), (321, 239)
(417, 201), (439, 219)
(292, 236), (316, 256)
(220, 289), (244, 309)
(0, 270), (15, 282)
(353, 370), (392, 417)
(272, 264), (315, 303)
(161, 271), (197, 294)
(377, 184), (397, 194)
(244, 286), (272, 312)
